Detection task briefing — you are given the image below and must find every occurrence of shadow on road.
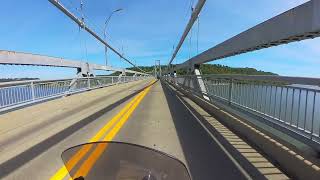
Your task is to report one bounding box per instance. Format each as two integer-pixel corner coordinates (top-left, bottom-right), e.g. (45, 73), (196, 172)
(161, 80), (247, 180)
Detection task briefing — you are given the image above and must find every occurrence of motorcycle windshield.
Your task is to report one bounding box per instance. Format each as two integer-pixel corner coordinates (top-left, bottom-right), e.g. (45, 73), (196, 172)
(61, 141), (191, 180)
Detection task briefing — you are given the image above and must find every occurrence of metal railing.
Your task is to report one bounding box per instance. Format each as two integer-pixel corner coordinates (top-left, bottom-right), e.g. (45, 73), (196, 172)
(0, 76), (146, 112)
(165, 75), (320, 145)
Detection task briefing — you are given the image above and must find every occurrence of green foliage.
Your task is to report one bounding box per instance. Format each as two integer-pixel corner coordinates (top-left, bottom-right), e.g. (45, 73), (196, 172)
(0, 78), (39, 82)
(108, 66), (156, 76)
(200, 64), (277, 75)
(108, 64), (277, 76)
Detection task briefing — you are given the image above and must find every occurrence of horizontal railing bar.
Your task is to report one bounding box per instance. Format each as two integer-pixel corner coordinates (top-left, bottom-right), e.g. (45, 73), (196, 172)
(164, 75), (320, 150)
(0, 76), (149, 112)
(0, 76), (136, 88)
(175, 74), (320, 86)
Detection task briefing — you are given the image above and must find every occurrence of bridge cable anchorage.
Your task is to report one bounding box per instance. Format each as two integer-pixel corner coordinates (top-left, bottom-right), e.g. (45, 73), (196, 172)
(48, 0), (145, 73)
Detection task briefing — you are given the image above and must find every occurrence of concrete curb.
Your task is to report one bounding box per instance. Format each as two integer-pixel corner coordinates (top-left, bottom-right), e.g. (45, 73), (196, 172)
(168, 81), (320, 180)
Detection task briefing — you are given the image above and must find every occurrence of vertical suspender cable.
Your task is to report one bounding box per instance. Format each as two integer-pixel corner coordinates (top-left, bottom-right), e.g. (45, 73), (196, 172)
(197, 14), (200, 54)
(48, 0), (145, 73)
(168, 0), (206, 66)
(79, 0), (88, 63)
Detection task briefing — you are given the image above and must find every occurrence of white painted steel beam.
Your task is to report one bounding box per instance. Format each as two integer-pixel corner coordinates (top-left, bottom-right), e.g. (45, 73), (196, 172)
(0, 50), (147, 75)
(48, 0), (145, 73)
(177, 0), (320, 69)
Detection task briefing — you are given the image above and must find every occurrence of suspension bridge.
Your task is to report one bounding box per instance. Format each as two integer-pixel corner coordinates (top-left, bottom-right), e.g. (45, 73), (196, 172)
(1, 0), (320, 179)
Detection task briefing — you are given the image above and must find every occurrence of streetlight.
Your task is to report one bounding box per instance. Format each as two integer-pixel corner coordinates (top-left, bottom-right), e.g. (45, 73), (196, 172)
(104, 8), (123, 66)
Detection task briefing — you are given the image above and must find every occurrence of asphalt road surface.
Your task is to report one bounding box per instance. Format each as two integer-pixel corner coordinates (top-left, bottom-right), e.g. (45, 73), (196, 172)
(0, 80), (248, 180)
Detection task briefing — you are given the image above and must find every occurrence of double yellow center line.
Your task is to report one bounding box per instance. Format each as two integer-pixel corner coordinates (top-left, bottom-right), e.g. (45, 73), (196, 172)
(50, 80), (155, 180)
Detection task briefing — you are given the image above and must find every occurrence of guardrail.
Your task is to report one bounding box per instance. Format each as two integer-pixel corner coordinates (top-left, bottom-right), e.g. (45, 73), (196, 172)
(0, 76), (146, 112)
(165, 75), (320, 147)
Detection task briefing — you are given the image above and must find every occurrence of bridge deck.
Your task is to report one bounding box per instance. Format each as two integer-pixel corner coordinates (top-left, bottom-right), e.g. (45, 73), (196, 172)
(0, 80), (286, 179)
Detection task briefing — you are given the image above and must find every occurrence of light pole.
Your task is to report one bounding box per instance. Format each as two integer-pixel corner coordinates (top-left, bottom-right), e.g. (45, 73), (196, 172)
(104, 8), (123, 66)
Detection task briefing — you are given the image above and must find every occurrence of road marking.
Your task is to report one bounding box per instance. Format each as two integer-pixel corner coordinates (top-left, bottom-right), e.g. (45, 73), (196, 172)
(50, 80), (154, 180)
(50, 93), (143, 180)
(70, 84), (152, 179)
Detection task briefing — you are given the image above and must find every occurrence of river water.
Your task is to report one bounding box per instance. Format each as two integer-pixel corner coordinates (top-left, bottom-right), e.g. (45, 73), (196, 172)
(207, 82), (320, 137)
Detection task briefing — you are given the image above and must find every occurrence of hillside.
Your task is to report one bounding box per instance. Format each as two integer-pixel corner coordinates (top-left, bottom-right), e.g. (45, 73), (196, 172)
(110, 64), (277, 76)
(199, 64), (277, 75)
(0, 78), (39, 83)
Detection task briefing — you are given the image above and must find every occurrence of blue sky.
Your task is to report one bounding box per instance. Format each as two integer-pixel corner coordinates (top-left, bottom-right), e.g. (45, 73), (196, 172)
(0, 0), (319, 79)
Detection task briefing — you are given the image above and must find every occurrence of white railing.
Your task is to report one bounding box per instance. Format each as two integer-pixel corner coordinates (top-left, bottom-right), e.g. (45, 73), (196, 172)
(165, 75), (320, 147)
(0, 76), (146, 112)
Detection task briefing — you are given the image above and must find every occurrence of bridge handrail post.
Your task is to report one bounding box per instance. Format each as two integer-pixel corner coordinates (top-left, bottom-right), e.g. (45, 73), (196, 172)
(30, 81), (36, 101)
(228, 78), (233, 105)
(87, 77), (90, 89)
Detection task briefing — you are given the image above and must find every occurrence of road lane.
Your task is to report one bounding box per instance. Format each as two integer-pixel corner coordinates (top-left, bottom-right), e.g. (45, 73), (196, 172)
(68, 81), (154, 179)
(114, 81), (248, 180)
(0, 80), (154, 180)
(0, 79), (152, 162)
(1, 80), (251, 180)
(50, 89), (146, 180)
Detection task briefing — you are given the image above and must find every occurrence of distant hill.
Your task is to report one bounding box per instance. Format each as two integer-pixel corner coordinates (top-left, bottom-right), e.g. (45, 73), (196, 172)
(0, 78), (39, 83)
(199, 64), (277, 75)
(109, 64), (277, 76)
